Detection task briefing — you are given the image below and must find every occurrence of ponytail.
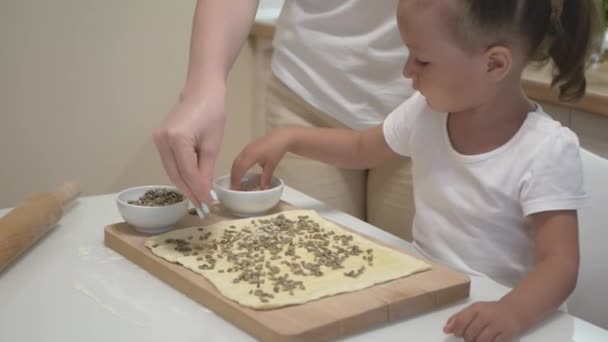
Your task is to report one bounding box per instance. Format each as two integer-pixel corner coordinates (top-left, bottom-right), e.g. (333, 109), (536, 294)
(452, 0), (603, 102)
(545, 0), (603, 101)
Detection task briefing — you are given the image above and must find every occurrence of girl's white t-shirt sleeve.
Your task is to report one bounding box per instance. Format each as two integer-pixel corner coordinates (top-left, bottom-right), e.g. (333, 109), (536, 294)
(520, 128), (588, 216)
(382, 92), (427, 157)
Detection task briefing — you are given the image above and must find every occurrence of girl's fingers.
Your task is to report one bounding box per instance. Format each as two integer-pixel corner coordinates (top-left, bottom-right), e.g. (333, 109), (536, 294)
(260, 159), (279, 189)
(231, 151), (257, 190)
(446, 307), (477, 337)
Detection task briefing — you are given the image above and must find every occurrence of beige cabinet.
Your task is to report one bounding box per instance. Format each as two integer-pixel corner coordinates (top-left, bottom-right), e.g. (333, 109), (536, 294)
(250, 38), (275, 139)
(570, 110), (608, 158)
(539, 102), (570, 126)
(535, 102), (608, 159)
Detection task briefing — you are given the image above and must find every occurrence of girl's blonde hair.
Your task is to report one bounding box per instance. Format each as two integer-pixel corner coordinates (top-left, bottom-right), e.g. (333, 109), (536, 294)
(451, 0), (603, 101)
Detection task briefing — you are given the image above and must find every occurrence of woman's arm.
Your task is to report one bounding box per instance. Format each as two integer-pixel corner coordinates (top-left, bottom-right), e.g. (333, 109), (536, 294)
(154, 0), (261, 208)
(183, 0), (260, 96)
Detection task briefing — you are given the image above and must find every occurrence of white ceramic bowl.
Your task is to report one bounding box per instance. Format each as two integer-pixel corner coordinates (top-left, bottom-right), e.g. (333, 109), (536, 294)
(212, 173), (284, 217)
(116, 185), (188, 234)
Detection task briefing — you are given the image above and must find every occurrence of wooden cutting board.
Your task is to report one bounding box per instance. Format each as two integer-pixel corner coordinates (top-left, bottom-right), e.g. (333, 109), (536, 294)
(104, 202), (469, 341)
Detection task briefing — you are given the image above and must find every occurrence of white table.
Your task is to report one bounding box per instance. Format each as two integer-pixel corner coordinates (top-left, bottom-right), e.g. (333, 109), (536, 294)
(1, 187), (606, 341)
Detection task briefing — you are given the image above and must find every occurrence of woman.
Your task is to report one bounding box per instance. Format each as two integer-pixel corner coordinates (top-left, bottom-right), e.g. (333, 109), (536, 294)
(154, 0), (415, 240)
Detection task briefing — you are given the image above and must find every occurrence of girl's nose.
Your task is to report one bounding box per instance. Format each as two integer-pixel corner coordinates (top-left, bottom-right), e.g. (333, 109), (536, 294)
(402, 56), (416, 79)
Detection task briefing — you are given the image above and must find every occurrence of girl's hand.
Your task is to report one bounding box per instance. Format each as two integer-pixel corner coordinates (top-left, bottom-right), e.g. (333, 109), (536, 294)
(230, 129), (291, 190)
(444, 301), (522, 342)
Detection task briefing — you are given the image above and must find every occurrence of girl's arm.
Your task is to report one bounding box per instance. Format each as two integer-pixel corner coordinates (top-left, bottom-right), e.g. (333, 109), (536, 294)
(501, 210), (579, 327)
(288, 125), (399, 169)
(445, 210), (579, 341)
(230, 125), (400, 188)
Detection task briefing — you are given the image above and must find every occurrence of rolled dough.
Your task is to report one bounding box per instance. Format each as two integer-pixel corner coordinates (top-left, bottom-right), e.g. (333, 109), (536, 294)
(145, 210), (431, 310)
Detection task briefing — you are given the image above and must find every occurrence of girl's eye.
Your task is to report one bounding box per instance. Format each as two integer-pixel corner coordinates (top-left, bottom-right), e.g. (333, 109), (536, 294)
(415, 59), (430, 67)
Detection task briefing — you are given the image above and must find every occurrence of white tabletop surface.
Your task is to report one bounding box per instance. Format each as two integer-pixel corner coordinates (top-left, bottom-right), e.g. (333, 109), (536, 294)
(1, 186), (607, 342)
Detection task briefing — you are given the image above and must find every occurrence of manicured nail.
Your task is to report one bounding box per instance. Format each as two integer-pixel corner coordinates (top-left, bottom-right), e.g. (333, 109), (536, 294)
(195, 207), (205, 219)
(201, 203), (210, 215)
(211, 190), (218, 202)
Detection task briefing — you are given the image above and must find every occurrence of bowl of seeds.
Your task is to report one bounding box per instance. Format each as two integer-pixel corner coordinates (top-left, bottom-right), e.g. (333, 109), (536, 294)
(116, 185), (188, 233)
(213, 172), (284, 217)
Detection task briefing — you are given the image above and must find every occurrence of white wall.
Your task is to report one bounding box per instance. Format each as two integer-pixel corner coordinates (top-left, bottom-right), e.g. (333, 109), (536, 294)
(0, 0), (256, 207)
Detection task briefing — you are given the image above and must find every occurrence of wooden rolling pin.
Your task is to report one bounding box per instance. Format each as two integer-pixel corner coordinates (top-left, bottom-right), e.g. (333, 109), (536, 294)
(0, 181), (80, 272)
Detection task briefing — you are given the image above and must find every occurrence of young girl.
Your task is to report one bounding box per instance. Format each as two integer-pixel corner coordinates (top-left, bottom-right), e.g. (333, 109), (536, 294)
(231, 0), (603, 340)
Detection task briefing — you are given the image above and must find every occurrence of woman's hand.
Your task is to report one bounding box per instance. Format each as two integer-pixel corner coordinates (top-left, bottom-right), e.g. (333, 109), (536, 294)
(154, 88), (227, 209)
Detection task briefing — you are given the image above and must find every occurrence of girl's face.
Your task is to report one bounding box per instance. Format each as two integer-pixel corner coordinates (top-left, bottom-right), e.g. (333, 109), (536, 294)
(397, 0), (493, 113)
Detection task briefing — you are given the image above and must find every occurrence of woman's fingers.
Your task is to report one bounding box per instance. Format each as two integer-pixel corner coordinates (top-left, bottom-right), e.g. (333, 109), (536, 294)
(154, 129), (200, 207)
(170, 134), (209, 208)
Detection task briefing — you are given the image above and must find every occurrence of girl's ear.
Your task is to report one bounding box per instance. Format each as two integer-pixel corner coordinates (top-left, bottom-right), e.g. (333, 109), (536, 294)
(483, 45), (512, 82)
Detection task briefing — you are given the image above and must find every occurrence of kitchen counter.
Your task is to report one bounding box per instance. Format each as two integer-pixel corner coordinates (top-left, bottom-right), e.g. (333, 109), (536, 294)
(250, 20), (608, 118)
(1, 187), (607, 341)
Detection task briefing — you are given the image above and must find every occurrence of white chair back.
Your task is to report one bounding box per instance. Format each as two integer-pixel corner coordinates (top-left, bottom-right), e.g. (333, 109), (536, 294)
(568, 148), (608, 329)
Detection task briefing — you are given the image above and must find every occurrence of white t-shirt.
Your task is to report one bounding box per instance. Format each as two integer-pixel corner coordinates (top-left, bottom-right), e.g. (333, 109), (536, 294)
(271, 0), (414, 130)
(383, 93), (588, 287)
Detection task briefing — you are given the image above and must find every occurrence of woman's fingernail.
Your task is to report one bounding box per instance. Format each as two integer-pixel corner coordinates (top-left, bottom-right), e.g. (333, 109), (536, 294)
(195, 207), (205, 219)
(202, 203), (210, 215)
(210, 190), (218, 202)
